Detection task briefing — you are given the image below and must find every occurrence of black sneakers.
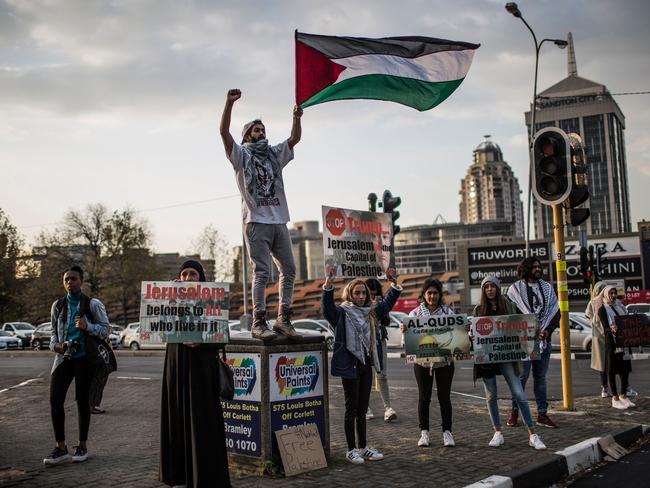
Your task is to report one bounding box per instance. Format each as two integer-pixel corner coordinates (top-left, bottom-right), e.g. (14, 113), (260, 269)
(43, 446), (70, 465)
(72, 445), (88, 462)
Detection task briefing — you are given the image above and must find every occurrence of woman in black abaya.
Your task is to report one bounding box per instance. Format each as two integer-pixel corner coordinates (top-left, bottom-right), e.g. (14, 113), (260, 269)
(160, 260), (231, 488)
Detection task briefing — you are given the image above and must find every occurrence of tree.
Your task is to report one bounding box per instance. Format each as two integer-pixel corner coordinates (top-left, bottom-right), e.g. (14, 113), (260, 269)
(0, 208), (25, 323)
(191, 225), (233, 281)
(25, 204), (156, 325)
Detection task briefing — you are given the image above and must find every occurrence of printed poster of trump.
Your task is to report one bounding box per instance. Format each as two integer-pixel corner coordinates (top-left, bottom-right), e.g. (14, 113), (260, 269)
(322, 205), (393, 279)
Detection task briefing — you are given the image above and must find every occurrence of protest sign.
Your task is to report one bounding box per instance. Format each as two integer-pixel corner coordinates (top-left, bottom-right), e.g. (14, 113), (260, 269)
(221, 353), (262, 457)
(614, 314), (650, 347)
(322, 205), (392, 278)
(269, 351), (326, 458)
(139, 281), (229, 344)
(472, 314), (540, 364)
(404, 315), (472, 365)
(275, 423), (327, 477)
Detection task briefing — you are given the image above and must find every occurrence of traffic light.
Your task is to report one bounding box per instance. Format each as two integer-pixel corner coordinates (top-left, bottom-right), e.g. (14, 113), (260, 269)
(579, 246), (590, 284)
(381, 189), (401, 236)
(368, 193), (378, 212)
(564, 133), (590, 226)
(595, 245), (608, 276)
(588, 245), (596, 281)
(532, 127), (572, 206)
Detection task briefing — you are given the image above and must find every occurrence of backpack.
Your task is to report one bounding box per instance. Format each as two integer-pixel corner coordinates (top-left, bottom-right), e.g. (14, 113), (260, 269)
(55, 295), (117, 374)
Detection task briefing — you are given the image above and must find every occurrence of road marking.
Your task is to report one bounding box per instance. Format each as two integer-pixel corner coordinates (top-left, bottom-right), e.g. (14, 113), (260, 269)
(332, 383), (486, 401)
(116, 376), (153, 381)
(0, 377), (42, 394)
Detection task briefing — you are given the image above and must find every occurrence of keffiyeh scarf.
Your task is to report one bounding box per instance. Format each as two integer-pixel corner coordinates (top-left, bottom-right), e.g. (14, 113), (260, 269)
(241, 139), (281, 202)
(341, 302), (380, 370)
(507, 279), (559, 332)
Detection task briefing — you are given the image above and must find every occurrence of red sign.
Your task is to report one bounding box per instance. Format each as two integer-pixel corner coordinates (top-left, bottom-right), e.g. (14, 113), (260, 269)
(625, 290), (650, 304)
(475, 317), (494, 336)
(325, 208), (346, 236)
(393, 298), (419, 314)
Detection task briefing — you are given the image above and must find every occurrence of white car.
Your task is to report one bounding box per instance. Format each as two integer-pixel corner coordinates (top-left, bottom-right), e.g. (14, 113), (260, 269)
(1, 322), (35, 347)
(386, 312), (408, 348)
(108, 325), (123, 349)
(123, 325), (166, 350)
(294, 319), (335, 350)
(550, 313), (594, 351)
(120, 322), (140, 345)
(0, 330), (23, 350)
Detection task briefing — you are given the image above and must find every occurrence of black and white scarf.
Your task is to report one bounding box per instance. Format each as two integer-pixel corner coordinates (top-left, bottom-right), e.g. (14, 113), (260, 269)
(340, 302), (380, 370)
(241, 139), (281, 202)
(507, 279), (558, 331)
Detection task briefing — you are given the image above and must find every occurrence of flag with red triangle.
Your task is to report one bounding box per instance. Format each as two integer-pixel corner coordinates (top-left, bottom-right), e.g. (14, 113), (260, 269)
(295, 31), (479, 112)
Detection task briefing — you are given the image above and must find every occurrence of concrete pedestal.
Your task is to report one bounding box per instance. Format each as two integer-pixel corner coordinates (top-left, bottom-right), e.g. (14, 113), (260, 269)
(223, 335), (329, 474)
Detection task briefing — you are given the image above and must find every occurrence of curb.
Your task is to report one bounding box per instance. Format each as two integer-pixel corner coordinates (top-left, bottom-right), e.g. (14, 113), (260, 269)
(3, 350), (166, 358)
(464, 424), (649, 488)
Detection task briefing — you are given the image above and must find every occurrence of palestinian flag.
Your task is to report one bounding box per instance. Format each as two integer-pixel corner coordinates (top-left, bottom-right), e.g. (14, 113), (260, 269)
(295, 31), (479, 111)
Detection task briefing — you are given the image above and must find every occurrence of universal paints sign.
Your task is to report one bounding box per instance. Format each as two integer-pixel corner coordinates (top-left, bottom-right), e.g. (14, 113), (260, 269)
(269, 351), (326, 458)
(221, 353), (261, 457)
(271, 353), (322, 400)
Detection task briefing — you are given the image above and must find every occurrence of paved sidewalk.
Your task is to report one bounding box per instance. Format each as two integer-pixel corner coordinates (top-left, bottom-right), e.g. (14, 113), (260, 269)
(0, 369), (648, 487)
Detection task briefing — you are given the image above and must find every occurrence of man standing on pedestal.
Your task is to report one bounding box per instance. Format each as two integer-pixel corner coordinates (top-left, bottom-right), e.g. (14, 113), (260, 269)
(220, 88), (303, 341)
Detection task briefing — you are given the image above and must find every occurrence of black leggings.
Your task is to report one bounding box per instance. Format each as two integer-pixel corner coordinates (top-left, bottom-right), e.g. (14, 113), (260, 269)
(50, 357), (92, 443)
(414, 363), (454, 432)
(341, 360), (373, 450)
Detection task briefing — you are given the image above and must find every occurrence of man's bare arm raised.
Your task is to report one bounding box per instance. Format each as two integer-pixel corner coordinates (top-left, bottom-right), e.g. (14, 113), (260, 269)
(220, 88), (240, 157)
(288, 105), (303, 150)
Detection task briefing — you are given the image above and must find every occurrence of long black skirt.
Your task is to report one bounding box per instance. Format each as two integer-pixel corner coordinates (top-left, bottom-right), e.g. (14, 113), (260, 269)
(160, 344), (231, 487)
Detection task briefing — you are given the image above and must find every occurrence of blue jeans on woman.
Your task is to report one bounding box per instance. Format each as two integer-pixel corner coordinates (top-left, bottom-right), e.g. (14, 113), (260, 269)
(483, 362), (534, 429)
(511, 338), (551, 416)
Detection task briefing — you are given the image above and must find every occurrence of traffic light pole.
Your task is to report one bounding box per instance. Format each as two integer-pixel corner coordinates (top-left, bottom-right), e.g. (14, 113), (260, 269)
(552, 204), (574, 410)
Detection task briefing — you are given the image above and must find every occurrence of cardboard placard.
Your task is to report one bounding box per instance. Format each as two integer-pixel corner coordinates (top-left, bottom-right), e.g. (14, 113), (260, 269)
(275, 423), (327, 477)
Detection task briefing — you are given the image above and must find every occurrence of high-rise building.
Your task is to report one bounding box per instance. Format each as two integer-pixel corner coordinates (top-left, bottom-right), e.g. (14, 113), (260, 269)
(527, 33), (631, 238)
(459, 136), (524, 237)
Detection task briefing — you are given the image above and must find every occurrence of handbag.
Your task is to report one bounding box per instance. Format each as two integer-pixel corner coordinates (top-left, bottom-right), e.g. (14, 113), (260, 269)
(86, 334), (117, 374)
(218, 348), (234, 400)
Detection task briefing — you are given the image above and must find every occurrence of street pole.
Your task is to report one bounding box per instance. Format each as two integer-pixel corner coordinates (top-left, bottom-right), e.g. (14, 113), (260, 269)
(505, 3), (568, 255)
(552, 204), (574, 410)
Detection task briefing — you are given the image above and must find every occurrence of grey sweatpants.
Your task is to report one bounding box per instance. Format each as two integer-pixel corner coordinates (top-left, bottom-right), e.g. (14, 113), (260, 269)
(375, 339), (391, 408)
(244, 222), (296, 314)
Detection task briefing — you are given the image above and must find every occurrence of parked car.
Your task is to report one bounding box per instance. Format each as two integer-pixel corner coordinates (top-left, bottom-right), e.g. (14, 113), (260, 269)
(0, 330), (23, 350)
(627, 303), (650, 315)
(293, 319), (335, 350)
(108, 325), (123, 348)
(123, 325), (166, 350)
(120, 322), (140, 345)
(1, 322), (35, 347)
(551, 313), (593, 351)
(386, 312), (408, 348)
(31, 322), (53, 350)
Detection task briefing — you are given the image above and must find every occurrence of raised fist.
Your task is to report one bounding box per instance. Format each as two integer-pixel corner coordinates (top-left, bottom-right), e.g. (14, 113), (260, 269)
(227, 89), (241, 103)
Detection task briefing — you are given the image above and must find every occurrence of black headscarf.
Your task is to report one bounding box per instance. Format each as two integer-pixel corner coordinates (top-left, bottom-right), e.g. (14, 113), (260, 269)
(178, 259), (206, 282)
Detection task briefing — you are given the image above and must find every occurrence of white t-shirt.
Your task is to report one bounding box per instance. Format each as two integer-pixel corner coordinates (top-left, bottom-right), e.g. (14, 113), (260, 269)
(227, 140), (294, 224)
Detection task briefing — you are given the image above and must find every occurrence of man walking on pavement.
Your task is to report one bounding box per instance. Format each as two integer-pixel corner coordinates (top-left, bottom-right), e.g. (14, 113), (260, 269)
(506, 257), (560, 428)
(220, 88), (302, 341)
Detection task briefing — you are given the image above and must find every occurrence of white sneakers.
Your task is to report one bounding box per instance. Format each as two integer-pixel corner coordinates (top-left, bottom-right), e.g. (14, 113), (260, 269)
(443, 430), (455, 447)
(345, 449), (364, 465)
(489, 431), (504, 447)
(384, 407), (397, 422)
(346, 447), (385, 464)
(366, 408), (375, 420)
(612, 397), (628, 410)
(361, 446), (384, 461)
(601, 387), (610, 398)
(417, 430), (430, 447)
(621, 396), (636, 408)
(528, 433), (547, 450)
(627, 387), (638, 398)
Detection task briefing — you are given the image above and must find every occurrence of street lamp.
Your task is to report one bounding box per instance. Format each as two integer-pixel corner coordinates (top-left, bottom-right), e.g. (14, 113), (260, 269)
(505, 2), (567, 254)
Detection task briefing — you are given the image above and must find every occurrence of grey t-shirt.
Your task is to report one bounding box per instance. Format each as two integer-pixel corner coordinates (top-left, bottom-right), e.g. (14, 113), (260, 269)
(227, 140), (294, 224)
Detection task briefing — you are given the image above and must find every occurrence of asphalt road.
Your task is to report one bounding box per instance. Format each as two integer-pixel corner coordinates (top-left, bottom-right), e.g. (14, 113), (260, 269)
(2, 354), (648, 402)
(569, 442), (650, 487)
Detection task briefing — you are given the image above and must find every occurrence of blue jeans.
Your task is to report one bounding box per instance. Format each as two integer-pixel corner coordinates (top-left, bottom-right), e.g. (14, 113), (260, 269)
(483, 362), (534, 429)
(511, 338), (551, 416)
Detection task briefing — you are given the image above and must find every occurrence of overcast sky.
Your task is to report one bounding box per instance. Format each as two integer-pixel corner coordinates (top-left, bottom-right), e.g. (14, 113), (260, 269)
(2, 0), (649, 255)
